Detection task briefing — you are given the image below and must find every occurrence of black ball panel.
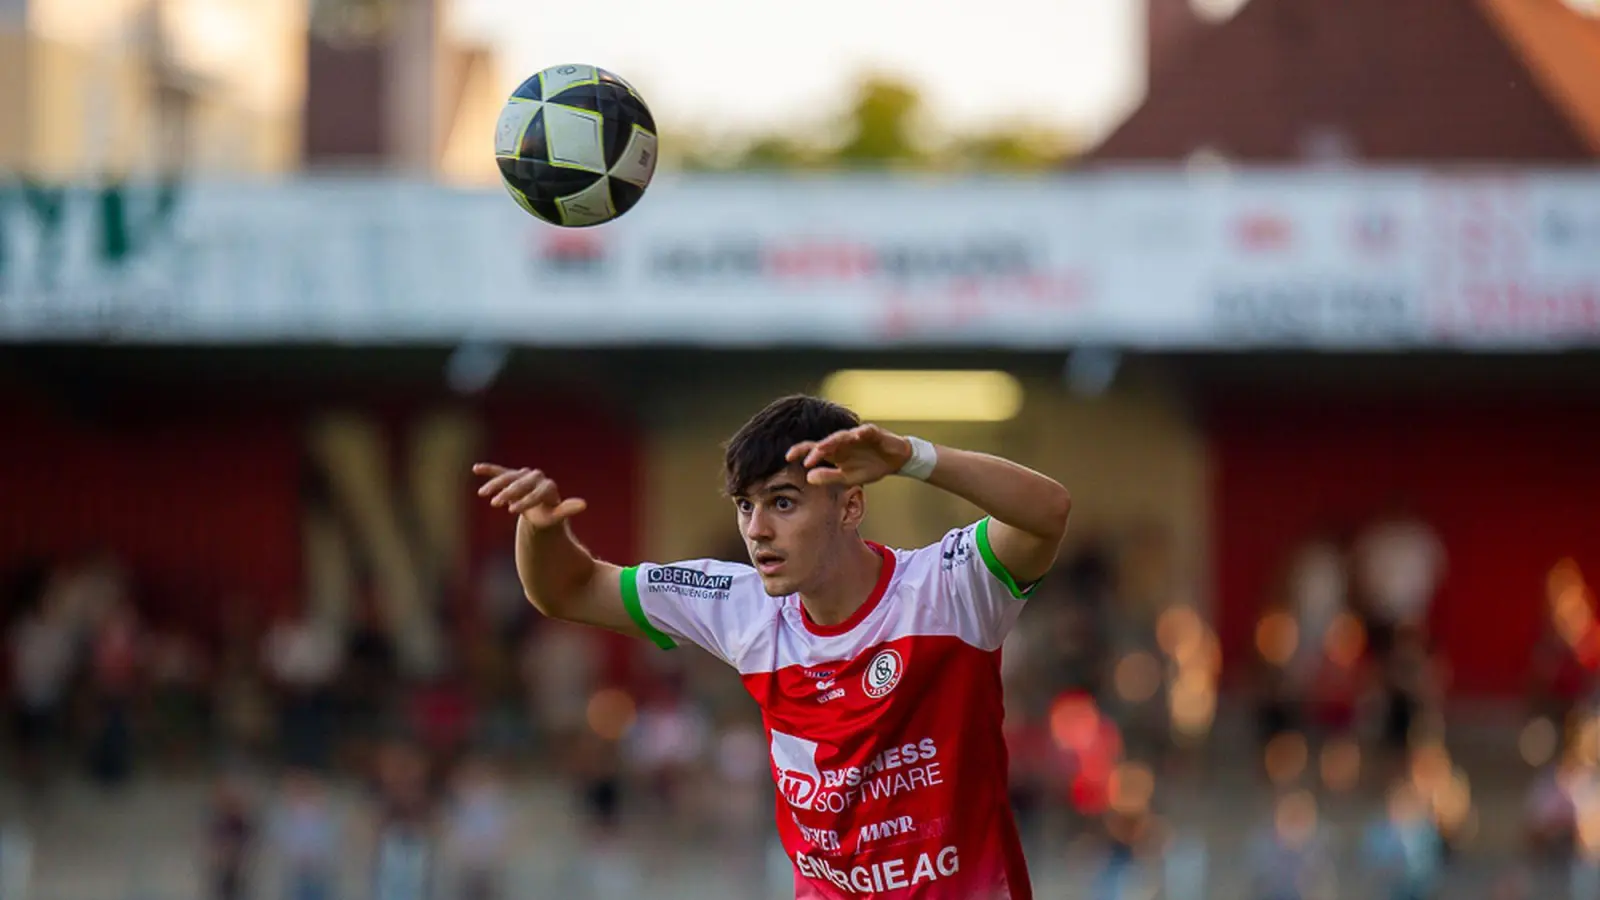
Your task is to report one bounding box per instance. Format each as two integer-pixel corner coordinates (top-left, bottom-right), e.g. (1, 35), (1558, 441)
(504, 183), (562, 224)
(544, 82), (639, 120)
(601, 107), (633, 171)
(497, 157), (606, 203)
(510, 73), (542, 102)
(619, 94), (655, 134)
(609, 180), (646, 218)
(516, 107), (547, 163)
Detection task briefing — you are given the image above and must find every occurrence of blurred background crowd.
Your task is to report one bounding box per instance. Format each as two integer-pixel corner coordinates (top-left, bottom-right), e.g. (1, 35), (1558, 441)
(4, 0), (1600, 898)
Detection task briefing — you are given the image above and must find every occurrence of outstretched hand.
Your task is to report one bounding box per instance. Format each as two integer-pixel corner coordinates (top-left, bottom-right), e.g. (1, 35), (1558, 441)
(473, 463), (587, 529)
(785, 424), (912, 487)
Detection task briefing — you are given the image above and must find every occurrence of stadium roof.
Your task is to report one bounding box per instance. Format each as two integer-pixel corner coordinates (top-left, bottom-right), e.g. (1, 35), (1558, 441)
(1088, 0), (1600, 162)
(1482, 0), (1600, 154)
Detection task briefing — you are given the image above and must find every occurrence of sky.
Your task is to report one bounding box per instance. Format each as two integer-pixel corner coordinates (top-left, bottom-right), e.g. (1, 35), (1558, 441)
(454, 0), (1146, 144)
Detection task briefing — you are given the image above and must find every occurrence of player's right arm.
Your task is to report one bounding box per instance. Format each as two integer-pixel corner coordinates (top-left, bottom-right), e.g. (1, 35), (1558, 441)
(472, 463), (642, 639)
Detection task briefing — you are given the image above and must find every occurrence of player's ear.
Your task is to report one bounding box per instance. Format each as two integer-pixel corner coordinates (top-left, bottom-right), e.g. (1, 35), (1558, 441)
(838, 484), (866, 530)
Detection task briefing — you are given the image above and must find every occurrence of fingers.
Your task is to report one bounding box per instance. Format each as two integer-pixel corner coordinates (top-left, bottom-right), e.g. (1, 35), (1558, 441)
(790, 425), (881, 468)
(785, 441), (818, 464)
(806, 467), (846, 486)
(805, 429), (859, 467)
(493, 470), (546, 509)
(474, 463), (586, 526)
(507, 475), (557, 514)
(551, 497), (588, 520)
(476, 466), (527, 498)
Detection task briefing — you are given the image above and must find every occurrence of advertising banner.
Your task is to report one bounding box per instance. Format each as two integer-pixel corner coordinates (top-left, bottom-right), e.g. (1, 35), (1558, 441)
(1, 172), (1596, 348)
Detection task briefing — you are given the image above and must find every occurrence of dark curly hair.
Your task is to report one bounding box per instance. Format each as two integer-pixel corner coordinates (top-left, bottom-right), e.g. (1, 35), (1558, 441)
(722, 394), (860, 496)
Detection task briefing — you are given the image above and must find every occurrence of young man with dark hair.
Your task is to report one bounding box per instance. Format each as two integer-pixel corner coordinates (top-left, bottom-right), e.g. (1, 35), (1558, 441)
(473, 394), (1071, 899)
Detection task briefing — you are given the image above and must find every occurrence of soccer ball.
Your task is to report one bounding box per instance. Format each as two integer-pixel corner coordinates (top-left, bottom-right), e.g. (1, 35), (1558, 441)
(494, 64), (659, 227)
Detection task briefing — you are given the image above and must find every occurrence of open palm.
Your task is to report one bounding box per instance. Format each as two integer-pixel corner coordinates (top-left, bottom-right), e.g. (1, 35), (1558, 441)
(786, 424), (912, 487)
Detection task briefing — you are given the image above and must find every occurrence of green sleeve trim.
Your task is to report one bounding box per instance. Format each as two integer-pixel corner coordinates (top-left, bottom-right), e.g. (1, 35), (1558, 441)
(620, 566), (677, 650)
(974, 517), (1038, 600)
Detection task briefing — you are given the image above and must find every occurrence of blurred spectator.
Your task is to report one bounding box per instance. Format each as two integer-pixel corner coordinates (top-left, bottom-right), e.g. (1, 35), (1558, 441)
(269, 768), (341, 900)
(1529, 560), (1600, 728)
(407, 674), (477, 774)
(1282, 528), (1351, 696)
(1488, 869), (1533, 900)
(263, 612), (343, 771)
(623, 673), (710, 824)
(206, 773), (258, 900)
(1525, 733), (1600, 859)
(341, 600), (400, 762)
(708, 717), (770, 839)
(1378, 624), (1447, 758)
(565, 729), (638, 899)
(1352, 498), (1447, 653)
(1162, 827), (1210, 900)
(55, 551), (133, 635)
(520, 620), (599, 759)
(569, 729), (624, 843)
(443, 757), (510, 900)
(707, 716), (774, 894)
(149, 629), (210, 766)
(474, 552), (528, 653)
(6, 585), (77, 798)
(86, 599), (144, 787)
(1054, 540), (1115, 695)
(1246, 790), (1336, 900)
(1116, 521), (1180, 634)
(370, 742), (437, 900)
(1252, 604), (1307, 745)
(1094, 776), (1164, 900)
(1362, 779), (1445, 900)
(1004, 693), (1053, 857)
(0, 817), (35, 900)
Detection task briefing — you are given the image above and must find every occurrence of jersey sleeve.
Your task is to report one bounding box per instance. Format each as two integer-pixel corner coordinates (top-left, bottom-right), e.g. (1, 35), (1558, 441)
(618, 558), (764, 667)
(927, 517), (1040, 648)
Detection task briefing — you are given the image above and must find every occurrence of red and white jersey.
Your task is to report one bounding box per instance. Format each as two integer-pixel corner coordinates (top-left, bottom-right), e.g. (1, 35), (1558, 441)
(621, 518), (1035, 899)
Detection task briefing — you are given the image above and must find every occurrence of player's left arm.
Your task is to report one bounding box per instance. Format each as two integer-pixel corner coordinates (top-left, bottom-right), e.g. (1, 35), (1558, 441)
(918, 445), (1072, 585)
(789, 424), (1072, 585)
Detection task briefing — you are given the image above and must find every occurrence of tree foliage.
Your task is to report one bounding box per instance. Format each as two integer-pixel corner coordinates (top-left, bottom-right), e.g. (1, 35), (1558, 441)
(677, 73), (1077, 173)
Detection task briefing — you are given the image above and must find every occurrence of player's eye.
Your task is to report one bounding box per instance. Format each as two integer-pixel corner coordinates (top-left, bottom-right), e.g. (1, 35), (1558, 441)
(774, 497), (795, 511)
(735, 498), (753, 514)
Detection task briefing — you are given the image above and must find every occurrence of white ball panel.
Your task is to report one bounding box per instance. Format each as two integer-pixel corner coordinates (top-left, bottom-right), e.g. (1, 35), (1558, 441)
(494, 100), (541, 156)
(556, 177), (617, 227)
(541, 104), (607, 174)
(608, 126), (658, 188)
(539, 64), (598, 98)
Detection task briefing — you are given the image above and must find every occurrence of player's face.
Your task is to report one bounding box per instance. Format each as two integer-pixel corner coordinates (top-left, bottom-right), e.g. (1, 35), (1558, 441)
(734, 466), (861, 596)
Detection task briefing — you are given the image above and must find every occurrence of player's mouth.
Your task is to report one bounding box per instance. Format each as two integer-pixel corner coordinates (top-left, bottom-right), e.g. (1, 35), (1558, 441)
(753, 550), (785, 576)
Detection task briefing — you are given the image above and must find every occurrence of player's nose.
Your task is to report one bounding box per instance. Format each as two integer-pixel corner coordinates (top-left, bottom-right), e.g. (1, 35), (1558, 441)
(743, 508), (774, 541)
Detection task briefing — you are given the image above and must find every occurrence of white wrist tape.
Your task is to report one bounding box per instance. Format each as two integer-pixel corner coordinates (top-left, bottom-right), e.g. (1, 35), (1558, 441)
(897, 436), (938, 481)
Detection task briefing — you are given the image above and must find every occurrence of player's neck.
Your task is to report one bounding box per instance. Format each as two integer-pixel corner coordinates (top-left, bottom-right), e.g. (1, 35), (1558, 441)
(798, 539), (885, 628)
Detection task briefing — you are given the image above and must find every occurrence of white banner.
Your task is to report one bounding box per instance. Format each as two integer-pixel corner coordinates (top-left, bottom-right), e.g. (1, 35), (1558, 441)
(0, 171), (1597, 348)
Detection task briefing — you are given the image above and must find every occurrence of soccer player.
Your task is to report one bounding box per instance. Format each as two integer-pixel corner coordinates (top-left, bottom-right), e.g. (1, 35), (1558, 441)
(472, 394), (1071, 898)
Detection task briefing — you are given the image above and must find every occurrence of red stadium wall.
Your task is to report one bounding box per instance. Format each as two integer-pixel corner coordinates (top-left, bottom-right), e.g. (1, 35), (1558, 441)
(1210, 400), (1600, 697)
(473, 395), (639, 579)
(0, 385), (643, 669)
(0, 398), (303, 628)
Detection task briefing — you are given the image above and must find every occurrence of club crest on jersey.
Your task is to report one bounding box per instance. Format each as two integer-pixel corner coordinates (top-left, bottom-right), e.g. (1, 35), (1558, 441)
(862, 648), (904, 699)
